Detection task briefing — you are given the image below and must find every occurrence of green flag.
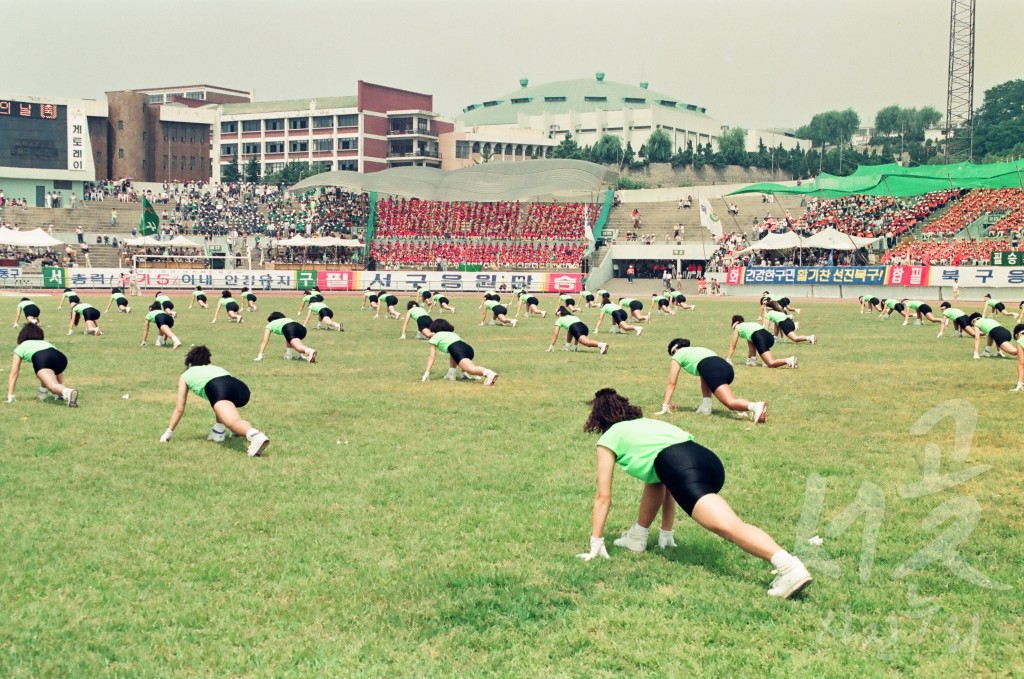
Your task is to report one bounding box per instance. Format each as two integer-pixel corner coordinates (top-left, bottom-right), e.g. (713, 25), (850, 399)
(139, 196), (160, 236)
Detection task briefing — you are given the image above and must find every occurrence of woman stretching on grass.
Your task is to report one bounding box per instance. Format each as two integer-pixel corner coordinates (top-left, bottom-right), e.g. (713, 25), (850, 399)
(859, 295), (882, 314)
(255, 312), (318, 363)
(6, 324), (78, 406)
(159, 345), (270, 457)
(211, 290), (243, 324)
(300, 287), (325, 315)
(581, 391), (811, 598)
(547, 306), (608, 354)
(56, 287), (79, 311)
(725, 316), (797, 368)
(141, 301), (182, 348)
(400, 301), (434, 339)
(104, 287), (131, 314)
(240, 287), (258, 312)
(904, 300), (943, 325)
(763, 302), (815, 344)
(481, 299), (517, 327)
(303, 300), (343, 331)
(576, 388), (812, 598)
(189, 285), (209, 309)
(969, 314), (1018, 360)
(12, 298), (41, 327)
(669, 289), (696, 311)
(657, 338), (767, 423)
(1011, 325), (1024, 392)
(68, 302), (103, 336)
(375, 292), (401, 320)
(422, 319), (498, 385)
(594, 301), (643, 336)
(937, 302), (978, 339)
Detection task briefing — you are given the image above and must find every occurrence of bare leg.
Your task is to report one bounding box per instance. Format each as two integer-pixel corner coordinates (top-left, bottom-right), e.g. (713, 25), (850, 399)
(999, 342), (1019, 355)
(759, 350), (789, 368)
(618, 321), (637, 332)
(713, 384), (752, 412)
(690, 493), (782, 561)
(457, 357), (489, 377)
(212, 401), (254, 437)
(36, 369), (67, 396)
(785, 332), (810, 343)
(288, 338), (314, 354)
(578, 335), (600, 349)
(635, 483), (666, 528)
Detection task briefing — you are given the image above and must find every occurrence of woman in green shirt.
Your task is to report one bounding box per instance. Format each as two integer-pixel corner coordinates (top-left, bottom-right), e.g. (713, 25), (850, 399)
(651, 293), (674, 316)
(969, 313), (1018, 360)
(480, 299), (517, 327)
(302, 300), (342, 332)
(668, 288), (696, 311)
(300, 287), (325, 314)
(726, 315), (797, 368)
(657, 338), (767, 423)
(1012, 324), (1024, 391)
(416, 285), (436, 311)
(937, 302), (978, 339)
(159, 345), (269, 457)
(6, 324), (78, 406)
(593, 302), (643, 336)
(576, 388), (811, 599)
(547, 306), (608, 354)
(375, 292), (401, 320)
(617, 297), (649, 323)
(189, 285), (209, 309)
(56, 288), (79, 311)
(514, 289), (547, 318)
(858, 295), (882, 314)
(422, 319), (498, 385)
(12, 298), (40, 327)
(255, 312), (318, 363)
(763, 301), (816, 344)
(360, 287), (379, 312)
(981, 294), (1019, 319)
(103, 287), (131, 314)
(68, 302), (103, 336)
(141, 301), (182, 348)
(240, 287), (258, 312)
(210, 290), (243, 323)
(153, 291), (176, 317)
(400, 301), (434, 339)
(434, 293), (455, 314)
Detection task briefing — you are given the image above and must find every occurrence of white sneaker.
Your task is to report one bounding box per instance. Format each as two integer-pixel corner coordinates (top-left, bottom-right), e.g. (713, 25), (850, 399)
(483, 370), (499, 386)
(541, 310), (547, 318)
(794, 321), (800, 330)
(65, 388), (78, 408)
(746, 357), (758, 366)
(171, 338), (181, 349)
(808, 335), (816, 345)
(510, 319), (518, 327)
(305, 349), (317, 364)
(155, 337), (164, 347)
(207, 428), (226, 443)
(599, 342), (608, 355)
(37, 387), (50, 401)
(635, 327), (643, 336)
(247, 432), (270, 457)
(786, 356), (798, 369)
(751, 401), (768, 424)
(973, 353), (981, 359)
(914, 320), (923, 326)
(613, 527), (649, 553)
(695, 403), (713, 415)
(768, 558), (812, 598)
(443, 372), (457, 381)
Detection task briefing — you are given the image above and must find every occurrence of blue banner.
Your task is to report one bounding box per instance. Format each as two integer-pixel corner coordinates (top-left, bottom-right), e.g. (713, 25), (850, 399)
(740, 266), (888, 286)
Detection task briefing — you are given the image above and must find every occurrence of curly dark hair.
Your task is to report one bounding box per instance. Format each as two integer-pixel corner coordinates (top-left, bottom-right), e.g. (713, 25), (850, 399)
(267, 311), (285, 322)
(1014, 323), (1024, 338)
(184, 345), (212, 368)
(429, 318), (454, 333)
(17, 323), (45, 344)
(149, 301), (162, 311)
(407, 300), (419, 310)
(731, 314), (744, 325)
(584, 388), (643, 433)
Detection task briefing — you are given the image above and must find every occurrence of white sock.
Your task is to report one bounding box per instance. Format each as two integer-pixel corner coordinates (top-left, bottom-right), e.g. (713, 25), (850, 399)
(747, 402), (758, 412)
(629, 522), (650, 538)
(659, 528), (674, 540)
(701, 397), (712, 408)
(212, 423), (226, 434)
(770, 549), (793, 569)
(245, 428), (259, 440)
(62, 387), (72, 399)
(446, 367), (457, 377)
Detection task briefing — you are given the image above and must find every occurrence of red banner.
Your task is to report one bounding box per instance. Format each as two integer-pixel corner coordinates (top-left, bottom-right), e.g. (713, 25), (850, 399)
(317, 270), (355, 291)
(543, 272), (582, 293)
(885, 265), (930, 287)
(725, 267), (745, 285)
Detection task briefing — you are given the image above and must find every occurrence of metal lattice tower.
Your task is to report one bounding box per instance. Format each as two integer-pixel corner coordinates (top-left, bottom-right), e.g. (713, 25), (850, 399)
(944, 0), (976, 161)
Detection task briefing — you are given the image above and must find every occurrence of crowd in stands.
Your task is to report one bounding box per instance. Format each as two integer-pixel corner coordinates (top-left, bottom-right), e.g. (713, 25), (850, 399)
(880, 238), (1015, 266)
(0, 246), (60, 267)
(922, 189), (1024, 236)
(369, 240), (585, 269)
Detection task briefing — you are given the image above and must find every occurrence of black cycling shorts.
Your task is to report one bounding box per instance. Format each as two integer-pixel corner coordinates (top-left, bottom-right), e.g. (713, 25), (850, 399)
(674, 294), (686, 303)
(778, 297), (791, 308)
(246, 294), (257, 303)
(384, 295), (398, 307)
(195, 294), (207, 303)
(22, 304), (41, 318)
(447, 340), (475, 363)
(750, 328), (775, 355)
(155, 313), (174, 329)
(82, 308), (100, 322)
(568, 321), (589, 340)
(416, 315), (433, 332)
(204, 375), (251, 408)
(989, 326), (1012, 346)
(436, 296), (449, 305)
(367, 295), (379, 303)
(525, 296), (539, 307)
(318, 308), (334, 320)
(67, 295), (80, 305)
(611, 309), (628, 324)
(583, 294), (595, 302)
(31, 347), (68, 375)
(225, 302), (240, 313)
(421, 291), (432, 300)
(492, 305), (508, 318)
(993, 302), (1006, 312)
(892, 303), (905, 314)
(114, 297), (128, 308)
(281, 322), (307, 343)
(954, 315), (971, 330)
(561, 298), (575, 307)
(777, 318), (796, 335)
(653, 441), (726, 516)
(161, 301), (175, 311)
(917, 304), (932, 315)
(866, 297), (879, 307)
(628, 301), (644, 311)
(696, 356), (734, 392)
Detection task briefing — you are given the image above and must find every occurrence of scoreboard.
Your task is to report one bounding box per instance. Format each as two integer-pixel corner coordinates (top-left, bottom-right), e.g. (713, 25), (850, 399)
(0, 98), (87, 172)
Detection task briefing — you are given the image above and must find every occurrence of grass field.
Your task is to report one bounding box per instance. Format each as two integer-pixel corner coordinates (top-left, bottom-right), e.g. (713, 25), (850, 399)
(1, 290), (1021, 678)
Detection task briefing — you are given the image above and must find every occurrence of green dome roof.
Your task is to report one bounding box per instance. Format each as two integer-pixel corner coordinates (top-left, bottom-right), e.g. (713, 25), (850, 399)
(458, 76), (710, 127)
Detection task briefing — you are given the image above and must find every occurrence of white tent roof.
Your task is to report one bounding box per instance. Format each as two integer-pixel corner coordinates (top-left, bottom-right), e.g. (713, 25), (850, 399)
(0, 227), (64, 247)
(165, 235), (202, 247)
(800, 228), (879, 250)
(124, 236), (164, 246)
(273, 236), (362, 247)
(736, 231), (804, 253)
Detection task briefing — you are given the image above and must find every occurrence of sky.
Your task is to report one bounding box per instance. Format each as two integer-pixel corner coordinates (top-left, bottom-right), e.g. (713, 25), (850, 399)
(5, 0), (1022, 132)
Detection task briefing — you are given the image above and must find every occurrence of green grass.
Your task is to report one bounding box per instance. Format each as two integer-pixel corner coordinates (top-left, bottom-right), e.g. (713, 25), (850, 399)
(1, 292), (1021, 678)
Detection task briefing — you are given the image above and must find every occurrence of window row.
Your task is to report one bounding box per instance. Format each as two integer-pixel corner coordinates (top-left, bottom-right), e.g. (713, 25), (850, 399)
(223, 138), (358, 156)
(220, 114), (359, 133)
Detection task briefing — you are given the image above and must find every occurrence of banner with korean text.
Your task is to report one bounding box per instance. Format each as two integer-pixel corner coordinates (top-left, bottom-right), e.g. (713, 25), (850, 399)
(885, 265), (931, 287)
(731, 266), (888, 286)
(41, 267), (299, 290)
(316, 270), (583, 293)
(927, 266), (1024, 288)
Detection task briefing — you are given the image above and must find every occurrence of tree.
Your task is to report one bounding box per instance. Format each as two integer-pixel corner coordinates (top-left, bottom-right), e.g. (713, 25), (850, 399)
(244, 157), (260, 183)
(973, 79), (1024, 158)
(622, 141), (636, 167)
(873, 105), (941, 141)
(670, 141), (693, 168)
(643, 129), (673, 163)
(796, 108), (861, 147)
(221, 155), (240, 183)
(590, 134), (623, 165)
(717, 127), (748, 166)
(550, 133), (586, 160)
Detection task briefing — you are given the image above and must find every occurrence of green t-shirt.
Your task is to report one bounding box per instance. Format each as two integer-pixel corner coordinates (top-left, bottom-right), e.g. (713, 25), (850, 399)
(884, 299), (898, 310)
(580, 290), (593, 298)
(111, 292), (126, 300)
(986, 299), (1000, 308)
(943, 307), (965, 320)
(363, 290), (375, 299)
(63, 291), (76, 299)
(193, 290), (205, 298)
(974, 318), (1002, 336)
(559, 294), (574, 302)
(484, 300), (500, 310)
(555, 315), (581, 330)
(429, 331), (462, 354)
(418, 288), (431, 296)
(18, 300), (33, 310)
(601, 303), (622, 316)
(765, 310), (789, 324)
(519, 292), (532, 302)
(408, 306), (428, 320)
(219, 297), (236, 308)
(267, 318), (293, 334)
(596, 418), (695, 484)
(906, 301), (923, 311)
(671, 347), (717, 376)
(309, 302), (329, 314)
(736, 322), (764, 341)
(182, 365), (231, 400)
(595, 289), (609, 298)
(619, 298), (637, 307)
(155, 295), (171, 303)
(146, 310), (162, 322)
(73, 303), (94, 314)
(652, 294), (667, 303)
(14, 340), (55, 361)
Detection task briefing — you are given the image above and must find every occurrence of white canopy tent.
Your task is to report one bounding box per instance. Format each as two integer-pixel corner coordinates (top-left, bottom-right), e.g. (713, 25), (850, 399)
(124, 235), (164, 247)
(0, 227), (64, 247)
(165, 235), (202, 248)
(735, 231), (804, 254)
(800, 227), (880, 251)
(273, 235), (362, 248)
